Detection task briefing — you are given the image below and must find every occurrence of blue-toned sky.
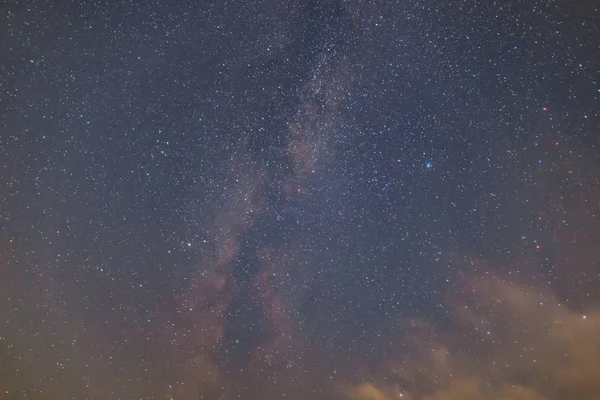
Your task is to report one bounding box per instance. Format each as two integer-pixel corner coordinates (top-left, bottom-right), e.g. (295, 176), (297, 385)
(1, 1), (600, 399)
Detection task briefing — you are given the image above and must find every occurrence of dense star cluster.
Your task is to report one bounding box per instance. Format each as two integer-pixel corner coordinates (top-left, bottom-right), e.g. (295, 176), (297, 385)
(1, 0), (600, 399)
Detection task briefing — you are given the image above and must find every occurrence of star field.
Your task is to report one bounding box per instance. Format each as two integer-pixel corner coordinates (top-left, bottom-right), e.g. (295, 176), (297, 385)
(1, 1), (600, 399)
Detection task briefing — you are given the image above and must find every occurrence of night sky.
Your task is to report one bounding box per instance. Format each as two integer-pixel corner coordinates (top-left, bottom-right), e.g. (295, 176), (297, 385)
(2, 1), (600, 399)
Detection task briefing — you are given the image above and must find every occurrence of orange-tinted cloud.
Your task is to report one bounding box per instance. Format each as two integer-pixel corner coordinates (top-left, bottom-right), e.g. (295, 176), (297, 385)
(344, 274), (600, 400)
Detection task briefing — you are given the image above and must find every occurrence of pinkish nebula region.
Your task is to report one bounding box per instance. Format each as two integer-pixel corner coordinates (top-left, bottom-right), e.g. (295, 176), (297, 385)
(1, 1), (600, 399)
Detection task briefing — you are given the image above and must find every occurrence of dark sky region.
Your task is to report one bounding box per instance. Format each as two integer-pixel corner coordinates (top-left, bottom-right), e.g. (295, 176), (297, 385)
(1, 0), (600, 399)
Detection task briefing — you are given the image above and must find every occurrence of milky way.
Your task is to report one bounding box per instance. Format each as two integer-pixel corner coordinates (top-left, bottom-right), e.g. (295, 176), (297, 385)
(1, 1), (600, 399)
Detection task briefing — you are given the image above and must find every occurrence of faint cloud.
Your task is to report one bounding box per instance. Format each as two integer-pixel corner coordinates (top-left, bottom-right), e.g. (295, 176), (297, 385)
(344, 276), (600, 400)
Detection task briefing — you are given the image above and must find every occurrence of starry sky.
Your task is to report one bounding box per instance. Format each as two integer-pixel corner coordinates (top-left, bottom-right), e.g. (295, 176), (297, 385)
(1, 0), (600, 399)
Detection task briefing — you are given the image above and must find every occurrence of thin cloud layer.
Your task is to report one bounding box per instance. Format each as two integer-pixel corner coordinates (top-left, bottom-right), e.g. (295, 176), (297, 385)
(345, 276), (600, 400)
